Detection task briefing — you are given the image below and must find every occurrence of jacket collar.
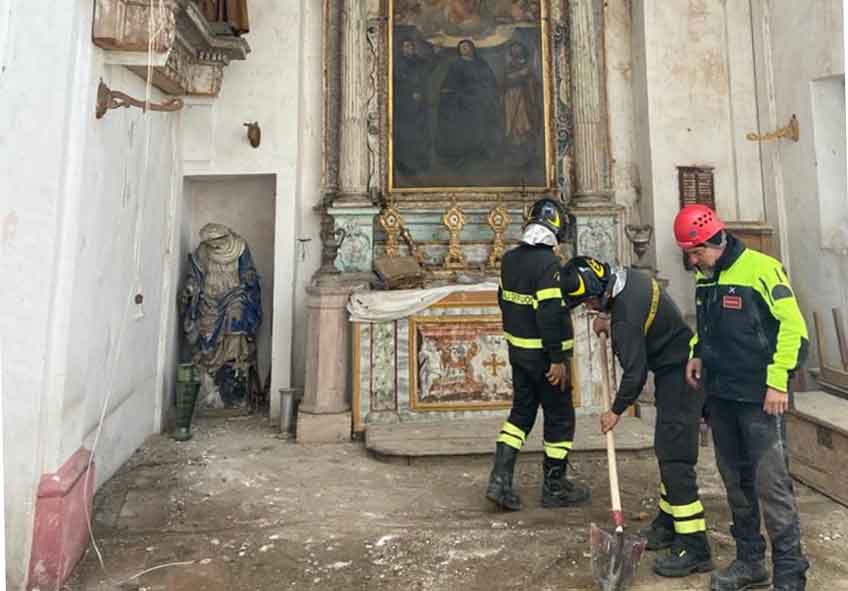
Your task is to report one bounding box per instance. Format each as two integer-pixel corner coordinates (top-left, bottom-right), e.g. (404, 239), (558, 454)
(713, 232), (745, 272)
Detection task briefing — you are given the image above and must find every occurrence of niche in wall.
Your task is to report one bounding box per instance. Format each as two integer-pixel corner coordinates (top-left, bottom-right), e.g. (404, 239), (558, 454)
(180, 174), (277, 410)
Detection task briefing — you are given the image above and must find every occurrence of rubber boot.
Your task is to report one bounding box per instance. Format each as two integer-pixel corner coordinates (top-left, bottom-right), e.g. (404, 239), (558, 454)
(541, 457), (590, 508)
(485, 443), (522, 511)
(709, 559), (770, 591)
(772, 579), (806, 591)
(654, 532), (714, 577)
(640, 511), (675, 551)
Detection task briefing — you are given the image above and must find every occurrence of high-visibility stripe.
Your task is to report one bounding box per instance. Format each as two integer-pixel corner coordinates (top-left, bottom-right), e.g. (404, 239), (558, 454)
(660, 482), (668, 496)
(674, 518), (707, 534)
(659, 498), (673, 515)
(543, 445), (568, 459)
(501, 421), (527, 442)
(536, 288), (562, 301)
(501, 290), (535, 306)
(669, 500), (705, 519)
(497, 432), (524, 450)
(688, 333), (698, 359)
(504, 332), (574, 351)
(644, 279), (660, 334)
(543, 440), (573, 450)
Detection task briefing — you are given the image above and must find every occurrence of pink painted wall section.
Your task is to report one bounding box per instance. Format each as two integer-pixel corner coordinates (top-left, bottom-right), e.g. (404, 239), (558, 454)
(27, 448), (95, 590)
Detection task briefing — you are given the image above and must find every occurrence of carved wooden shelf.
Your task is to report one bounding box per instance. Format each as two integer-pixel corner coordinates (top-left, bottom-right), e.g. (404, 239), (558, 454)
(92, 0), (250, 97)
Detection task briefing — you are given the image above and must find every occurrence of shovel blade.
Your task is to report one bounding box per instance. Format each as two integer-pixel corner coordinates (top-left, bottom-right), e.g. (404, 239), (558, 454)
(589, 523), (648, 591)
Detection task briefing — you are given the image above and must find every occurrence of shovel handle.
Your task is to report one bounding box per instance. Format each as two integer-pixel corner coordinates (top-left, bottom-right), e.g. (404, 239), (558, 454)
(599, 333), (624, 527)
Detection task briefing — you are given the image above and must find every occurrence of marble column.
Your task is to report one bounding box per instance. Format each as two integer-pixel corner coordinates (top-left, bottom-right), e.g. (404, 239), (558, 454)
(569, 0), (613, 203)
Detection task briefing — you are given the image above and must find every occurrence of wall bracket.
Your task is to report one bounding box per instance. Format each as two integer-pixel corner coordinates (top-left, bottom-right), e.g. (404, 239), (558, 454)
(96, 80), (184, 120)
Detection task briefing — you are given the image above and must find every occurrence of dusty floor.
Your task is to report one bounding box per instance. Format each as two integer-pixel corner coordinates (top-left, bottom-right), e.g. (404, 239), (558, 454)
(68, 416), (848, 591)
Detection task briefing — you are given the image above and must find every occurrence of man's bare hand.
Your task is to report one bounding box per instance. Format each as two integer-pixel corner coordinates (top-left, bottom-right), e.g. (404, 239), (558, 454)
(593, 314), (611, 336)
(600, 411), (620, 434)
(764, 387), (789, 415)
(686, 358), (703, 388)
(546, 362), (568, 391)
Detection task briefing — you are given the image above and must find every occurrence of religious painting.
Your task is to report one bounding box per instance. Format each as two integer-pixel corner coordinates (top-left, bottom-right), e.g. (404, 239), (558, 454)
(390, 0), (552, 191)
(409, 316), (513, 410)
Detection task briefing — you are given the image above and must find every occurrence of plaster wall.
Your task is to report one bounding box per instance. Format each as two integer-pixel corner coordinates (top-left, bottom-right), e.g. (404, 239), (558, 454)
(181, 0), (323, 421)
(753, 0), (847, 366)
(631, 0), (765, 314)
(0, 0), (181, 587)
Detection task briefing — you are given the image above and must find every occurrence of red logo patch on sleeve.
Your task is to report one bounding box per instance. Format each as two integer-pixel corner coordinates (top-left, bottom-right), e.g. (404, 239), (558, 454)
(722, 295), (743, 310)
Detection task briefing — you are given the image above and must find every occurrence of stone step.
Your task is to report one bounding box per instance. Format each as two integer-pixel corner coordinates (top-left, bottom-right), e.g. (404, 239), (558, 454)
(365, 415), (654, 461)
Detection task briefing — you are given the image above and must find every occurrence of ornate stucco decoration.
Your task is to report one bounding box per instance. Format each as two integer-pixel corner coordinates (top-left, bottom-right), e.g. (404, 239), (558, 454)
(92, 0), (250, 97)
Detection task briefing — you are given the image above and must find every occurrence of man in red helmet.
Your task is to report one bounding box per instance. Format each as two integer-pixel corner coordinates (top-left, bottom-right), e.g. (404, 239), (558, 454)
(674, 204), (810, 591)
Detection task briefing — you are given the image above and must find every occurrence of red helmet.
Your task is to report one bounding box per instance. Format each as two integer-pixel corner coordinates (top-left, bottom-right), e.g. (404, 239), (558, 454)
(674, 205), (725, 249)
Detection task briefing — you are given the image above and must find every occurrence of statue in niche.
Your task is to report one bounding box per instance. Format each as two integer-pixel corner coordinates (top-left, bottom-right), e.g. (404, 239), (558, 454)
(180, 223), (263, 411)
(196, 0), (250, 36)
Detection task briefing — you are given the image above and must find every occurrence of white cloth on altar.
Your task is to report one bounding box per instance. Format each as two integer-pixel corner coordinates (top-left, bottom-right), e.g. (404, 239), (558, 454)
(347, 282), (499, 323)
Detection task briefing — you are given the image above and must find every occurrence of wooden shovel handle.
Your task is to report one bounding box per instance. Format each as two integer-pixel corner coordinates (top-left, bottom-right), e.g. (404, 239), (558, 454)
(599, 333), (624, 527)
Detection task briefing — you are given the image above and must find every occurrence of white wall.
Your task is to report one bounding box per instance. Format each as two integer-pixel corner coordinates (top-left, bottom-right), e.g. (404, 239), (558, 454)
(754, 0), (847, 366)
(631, 0), (765, 313)
(186, 176), (277, 385)
(0, 0), (181, 587)
(182, 0), (323, 420)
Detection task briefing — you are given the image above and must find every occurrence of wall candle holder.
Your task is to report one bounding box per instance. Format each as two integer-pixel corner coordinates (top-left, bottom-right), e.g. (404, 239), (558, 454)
(95, 79), (183, 119)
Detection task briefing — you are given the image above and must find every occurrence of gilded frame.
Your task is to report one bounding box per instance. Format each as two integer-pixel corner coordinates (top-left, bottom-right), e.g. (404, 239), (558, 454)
(387, 0), (556, 194)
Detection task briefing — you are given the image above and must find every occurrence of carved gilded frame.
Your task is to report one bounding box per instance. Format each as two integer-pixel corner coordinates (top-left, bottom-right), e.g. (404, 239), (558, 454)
(358, 0), (571, 204)
(386, 0), (555, 194)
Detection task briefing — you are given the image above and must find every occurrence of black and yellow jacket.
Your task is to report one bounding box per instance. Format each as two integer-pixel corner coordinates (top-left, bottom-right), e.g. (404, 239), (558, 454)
(609, 270), (693, 415)
(499, 244), (574, 368)
(691, 233), (808, 402)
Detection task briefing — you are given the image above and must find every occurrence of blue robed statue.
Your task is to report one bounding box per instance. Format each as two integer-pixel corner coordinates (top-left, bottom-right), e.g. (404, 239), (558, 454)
(180, 223), (263, 409)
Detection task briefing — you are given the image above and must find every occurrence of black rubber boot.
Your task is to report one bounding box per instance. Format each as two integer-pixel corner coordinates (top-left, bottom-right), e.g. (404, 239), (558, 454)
(485, 443), (522, 511)
(640, 512), (675, 551)
(709, 559), (770, 591)
(541, 457), (590, 508)
(653, 533), (714, 577)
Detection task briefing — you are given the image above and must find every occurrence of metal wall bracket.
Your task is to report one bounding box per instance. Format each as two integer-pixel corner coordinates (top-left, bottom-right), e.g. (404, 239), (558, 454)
(95, 80), (184, 120)
(746, 114), (800, 143)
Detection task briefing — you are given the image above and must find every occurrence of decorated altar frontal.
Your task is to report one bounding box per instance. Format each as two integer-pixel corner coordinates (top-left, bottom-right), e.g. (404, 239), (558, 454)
(348, 282), (616, 433)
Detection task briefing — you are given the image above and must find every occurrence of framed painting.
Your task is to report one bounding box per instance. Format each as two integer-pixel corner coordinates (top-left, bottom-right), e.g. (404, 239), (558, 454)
(389, 0), (554, 192)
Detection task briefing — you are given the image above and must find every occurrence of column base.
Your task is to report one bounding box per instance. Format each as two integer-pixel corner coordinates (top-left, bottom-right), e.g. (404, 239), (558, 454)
(296, 411), (352, 443)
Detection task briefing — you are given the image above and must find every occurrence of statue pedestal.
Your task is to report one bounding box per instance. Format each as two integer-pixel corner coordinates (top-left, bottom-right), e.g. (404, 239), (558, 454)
(297, 280), (366, 443)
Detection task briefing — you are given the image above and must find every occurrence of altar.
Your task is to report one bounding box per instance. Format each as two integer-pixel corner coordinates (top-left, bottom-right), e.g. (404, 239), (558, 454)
(349, 283), (619, 433)
(298, 0), (645, 444)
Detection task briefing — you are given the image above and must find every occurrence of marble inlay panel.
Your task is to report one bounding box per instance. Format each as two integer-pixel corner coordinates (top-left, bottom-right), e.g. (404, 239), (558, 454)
(370, 321), (398, 411)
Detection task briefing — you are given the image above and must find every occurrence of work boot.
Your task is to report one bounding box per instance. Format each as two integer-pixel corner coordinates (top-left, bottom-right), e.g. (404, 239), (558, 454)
(640, 512), (675, 551)
(485, 443), (521, 511)
(653, 534), (714, 577)
(541, 457), (590, 508)
(709, 559), (770, 591)
(772, 578), (806, 591)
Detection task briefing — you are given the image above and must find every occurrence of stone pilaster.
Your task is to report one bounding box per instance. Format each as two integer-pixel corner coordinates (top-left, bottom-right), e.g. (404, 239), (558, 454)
(338, 0), (370, 200)
(569, 0), (612, 203)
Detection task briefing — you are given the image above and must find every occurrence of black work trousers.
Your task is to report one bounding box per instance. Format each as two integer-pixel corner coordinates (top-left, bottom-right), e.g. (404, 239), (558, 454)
(708, 396), (809, 584)
(506, 360), (575, 448)
(654, 365), (707, 536)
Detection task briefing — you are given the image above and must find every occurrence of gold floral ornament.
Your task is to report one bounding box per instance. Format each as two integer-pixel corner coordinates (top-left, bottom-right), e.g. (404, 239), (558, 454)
(487, 203), (511, 269)
(442, 201), (467, 270)
(379, 203), (404, 257)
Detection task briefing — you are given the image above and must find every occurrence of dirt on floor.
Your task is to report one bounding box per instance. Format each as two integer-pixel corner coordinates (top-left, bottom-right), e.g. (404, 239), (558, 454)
(67, 416), (848, 591)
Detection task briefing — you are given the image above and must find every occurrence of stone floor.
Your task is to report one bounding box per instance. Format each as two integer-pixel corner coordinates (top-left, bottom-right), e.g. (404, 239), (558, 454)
(67, 415), (848, 591)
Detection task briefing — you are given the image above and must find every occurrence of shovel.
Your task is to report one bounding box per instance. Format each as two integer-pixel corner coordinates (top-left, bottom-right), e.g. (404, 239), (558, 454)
(590, 332), (647, 591)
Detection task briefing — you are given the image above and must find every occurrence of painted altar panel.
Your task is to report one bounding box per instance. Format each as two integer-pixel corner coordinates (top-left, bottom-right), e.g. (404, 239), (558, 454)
(410, 316), (511, 410)
(389, 0), (553, 191)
